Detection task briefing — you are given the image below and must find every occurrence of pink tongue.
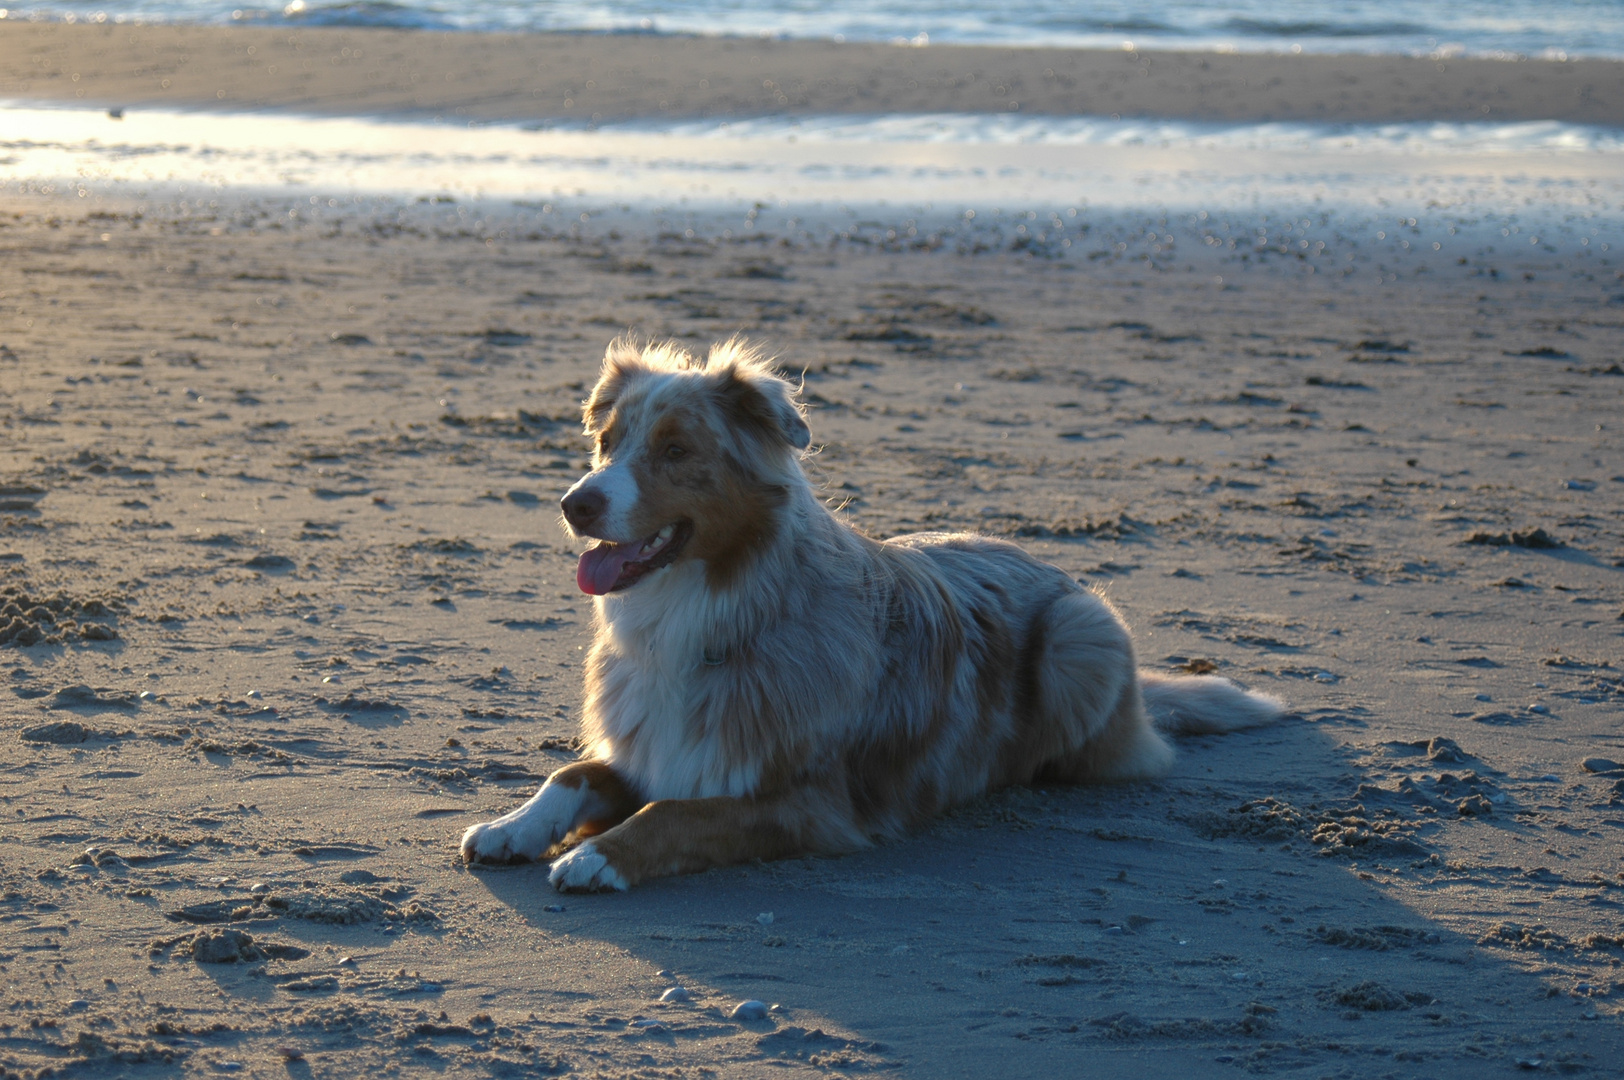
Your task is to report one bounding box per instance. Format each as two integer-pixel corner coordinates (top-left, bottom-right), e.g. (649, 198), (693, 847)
(577, 542), (637, 595)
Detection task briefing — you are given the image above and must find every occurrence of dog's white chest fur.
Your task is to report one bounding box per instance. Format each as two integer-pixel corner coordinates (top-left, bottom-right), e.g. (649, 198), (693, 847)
(589, 564), (764, 802)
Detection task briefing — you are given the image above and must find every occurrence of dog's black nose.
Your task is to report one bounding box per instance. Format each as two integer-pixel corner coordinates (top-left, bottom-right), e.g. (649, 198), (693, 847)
(561, 487), (606, 532)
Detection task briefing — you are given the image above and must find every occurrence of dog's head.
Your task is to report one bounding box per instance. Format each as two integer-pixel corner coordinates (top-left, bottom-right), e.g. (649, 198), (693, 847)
(561, 337), (811, 595)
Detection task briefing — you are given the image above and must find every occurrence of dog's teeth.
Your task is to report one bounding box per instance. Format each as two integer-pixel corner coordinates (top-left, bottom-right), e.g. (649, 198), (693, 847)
(640, 525), (676, 556)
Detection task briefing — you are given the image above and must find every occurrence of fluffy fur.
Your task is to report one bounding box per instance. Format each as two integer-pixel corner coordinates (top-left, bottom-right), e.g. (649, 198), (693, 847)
(460, 338), (1285, 890)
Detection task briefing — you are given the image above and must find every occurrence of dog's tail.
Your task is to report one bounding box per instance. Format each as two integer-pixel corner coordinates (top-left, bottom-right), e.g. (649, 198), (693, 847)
(1138, 671), (1285, 736)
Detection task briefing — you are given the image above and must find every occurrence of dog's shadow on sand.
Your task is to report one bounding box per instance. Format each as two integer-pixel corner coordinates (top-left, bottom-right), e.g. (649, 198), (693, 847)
(468, 712), (1621, 1076)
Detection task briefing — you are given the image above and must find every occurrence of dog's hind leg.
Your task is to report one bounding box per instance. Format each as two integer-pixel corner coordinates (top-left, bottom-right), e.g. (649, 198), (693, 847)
(1021, 590), (1177, 785)
(461, 761), (642, 864)
(547, 789), (865, 892)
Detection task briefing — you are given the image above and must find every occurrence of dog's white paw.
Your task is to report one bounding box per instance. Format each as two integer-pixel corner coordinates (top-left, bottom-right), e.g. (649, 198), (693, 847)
(548, 841), (629, 892)
(460, 819), (536, 864)
(461, 783), (588, 863)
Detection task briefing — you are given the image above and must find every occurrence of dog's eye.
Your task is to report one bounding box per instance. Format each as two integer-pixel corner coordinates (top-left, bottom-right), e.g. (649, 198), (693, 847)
(664, 444), (687, 462)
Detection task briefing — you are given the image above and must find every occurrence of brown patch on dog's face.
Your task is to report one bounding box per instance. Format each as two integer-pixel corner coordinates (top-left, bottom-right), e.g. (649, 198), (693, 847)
(620, 388), (786, 590)
(590, 411), (625, 468)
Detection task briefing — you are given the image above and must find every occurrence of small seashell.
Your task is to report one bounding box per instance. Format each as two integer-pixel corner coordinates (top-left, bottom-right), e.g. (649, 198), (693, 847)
(659, 986), (691, 1002)
(756, 912), (774, 926)
(730, 999), (769, 1021)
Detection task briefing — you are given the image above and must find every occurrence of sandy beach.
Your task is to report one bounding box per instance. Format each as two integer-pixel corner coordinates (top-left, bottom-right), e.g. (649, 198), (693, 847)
(2, 21), (1624, 1080)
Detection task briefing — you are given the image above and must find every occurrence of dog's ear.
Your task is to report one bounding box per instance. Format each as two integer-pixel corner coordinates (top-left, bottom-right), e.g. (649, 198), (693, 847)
(583, 337), (645, 435)
(716, 361), (811, 451)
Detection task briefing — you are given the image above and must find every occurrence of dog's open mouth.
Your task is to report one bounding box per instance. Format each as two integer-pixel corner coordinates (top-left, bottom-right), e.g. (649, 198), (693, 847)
(576, 521), (692, 595)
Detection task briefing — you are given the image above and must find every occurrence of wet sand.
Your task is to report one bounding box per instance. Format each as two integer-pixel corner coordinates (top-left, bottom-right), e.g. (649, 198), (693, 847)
(1, 21), (1621, 126)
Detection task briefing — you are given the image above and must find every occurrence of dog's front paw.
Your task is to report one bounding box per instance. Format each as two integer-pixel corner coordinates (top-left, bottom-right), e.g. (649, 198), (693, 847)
(461, 783), (587, 863)
(461, 819), (526, 864)
(461, 816), (558, 864)
(548, 841), (629, 892)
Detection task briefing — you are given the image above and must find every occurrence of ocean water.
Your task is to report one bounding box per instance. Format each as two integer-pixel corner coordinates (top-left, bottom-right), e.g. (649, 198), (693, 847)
(2, 0), (1622, 59)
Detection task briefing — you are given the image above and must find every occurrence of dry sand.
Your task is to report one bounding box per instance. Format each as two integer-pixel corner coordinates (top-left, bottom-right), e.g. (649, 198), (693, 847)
(1, 22), (1622, 126)
(2, 23), (1624, 1080)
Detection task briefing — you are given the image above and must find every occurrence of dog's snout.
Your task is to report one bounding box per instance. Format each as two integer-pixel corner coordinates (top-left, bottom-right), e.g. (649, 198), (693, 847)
(562, 486), (606, 532)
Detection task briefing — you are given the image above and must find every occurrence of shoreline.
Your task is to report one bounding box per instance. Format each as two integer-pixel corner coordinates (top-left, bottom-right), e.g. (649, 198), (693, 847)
(7, 102), (1624, 219)
(1, 22), (1622, 127)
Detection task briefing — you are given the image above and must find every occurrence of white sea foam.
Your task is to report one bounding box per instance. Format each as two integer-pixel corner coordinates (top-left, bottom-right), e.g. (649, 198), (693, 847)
(605, 113), (1624, 156)
(3, 104), (1621, 230)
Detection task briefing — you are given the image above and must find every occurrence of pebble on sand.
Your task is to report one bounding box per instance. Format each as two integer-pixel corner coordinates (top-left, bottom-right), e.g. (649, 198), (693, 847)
(1581, 758), (1623, 774)
(659, 986), (692, 1002)
(191, 928), (260, 963)
(730, 1000), (769, 1021)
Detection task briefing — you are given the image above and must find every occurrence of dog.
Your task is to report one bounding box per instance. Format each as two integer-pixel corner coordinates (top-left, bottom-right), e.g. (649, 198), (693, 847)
(460, 338), (1284, 890)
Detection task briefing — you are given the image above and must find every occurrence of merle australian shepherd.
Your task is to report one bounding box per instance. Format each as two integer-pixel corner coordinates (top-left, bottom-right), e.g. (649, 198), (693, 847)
(461, 338), (1283, 891)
